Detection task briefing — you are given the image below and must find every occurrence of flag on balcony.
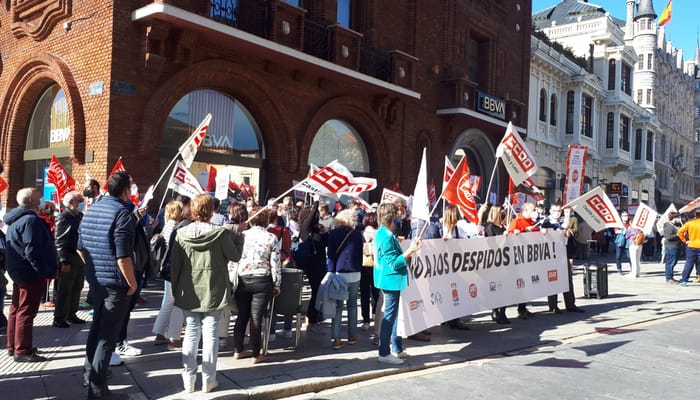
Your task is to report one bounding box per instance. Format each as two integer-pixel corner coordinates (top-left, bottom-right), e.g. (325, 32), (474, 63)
(565, 186), (623, 231)
(630, 202), (658, 235)
(563, 145), (588, 205)
(442, 156), (478, 224)
(179, 113), (212, 168)
(46, 155), (76, 203)
(658, 0), (672, 26)
(495, 122), (537, 187)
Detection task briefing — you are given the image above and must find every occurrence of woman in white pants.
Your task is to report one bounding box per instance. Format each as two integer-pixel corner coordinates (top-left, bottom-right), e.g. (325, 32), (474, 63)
(626, 228), (644, 278)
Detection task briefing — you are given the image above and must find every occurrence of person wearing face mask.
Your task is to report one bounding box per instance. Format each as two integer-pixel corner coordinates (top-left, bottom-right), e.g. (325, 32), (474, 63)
(662, 212), (682, 283)
(543, 206), (584, 313)
(53, 191), (87, 328)
(507, 203), (541, 319)
(83, 179), (103, 208)
(3, 187), (58, 362)
(614, 211), (631, 275)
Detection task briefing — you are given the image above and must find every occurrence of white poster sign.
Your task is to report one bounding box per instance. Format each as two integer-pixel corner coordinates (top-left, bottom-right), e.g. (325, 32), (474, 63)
(397, 231), (569, 336)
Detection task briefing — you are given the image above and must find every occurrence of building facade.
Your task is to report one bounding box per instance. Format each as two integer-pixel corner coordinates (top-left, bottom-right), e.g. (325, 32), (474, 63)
(0, 0), (532, 208)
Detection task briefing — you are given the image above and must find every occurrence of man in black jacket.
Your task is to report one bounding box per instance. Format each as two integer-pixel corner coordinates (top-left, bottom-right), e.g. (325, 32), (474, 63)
(53, 191), (86, 328)
(663, 212), (682, 283)
(3, 187), (57, 362)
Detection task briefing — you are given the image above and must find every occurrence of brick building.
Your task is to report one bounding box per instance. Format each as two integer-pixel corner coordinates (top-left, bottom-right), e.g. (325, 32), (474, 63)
(0, 0), (531, 207)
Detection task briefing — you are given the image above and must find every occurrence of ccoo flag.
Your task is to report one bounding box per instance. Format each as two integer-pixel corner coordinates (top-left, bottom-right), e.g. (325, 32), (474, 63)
(565, 186), (623, 232)
(495, 122), (537, 187)
(630, 202), (658, 235)
(179, 114), (212, 168)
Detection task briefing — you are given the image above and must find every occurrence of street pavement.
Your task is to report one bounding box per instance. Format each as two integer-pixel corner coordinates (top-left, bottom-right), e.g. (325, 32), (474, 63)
(1, 254), (699, 400)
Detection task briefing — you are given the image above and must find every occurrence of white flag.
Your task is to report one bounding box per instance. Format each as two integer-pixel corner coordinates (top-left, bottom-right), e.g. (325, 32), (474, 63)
(168, 160), (205, 199)
(214, 167), (231, 201)
(563, 145), (587, 205)
(495, 122), (537, 187)
(411, 148), (430, 221)
(565, 186), (623, 231)
(178, 114), (212, 168)
(293, 160), (377, 195)
(655, 203), (677, 232)
(140, 185), (155, 210)
(630, 203), (658, 235)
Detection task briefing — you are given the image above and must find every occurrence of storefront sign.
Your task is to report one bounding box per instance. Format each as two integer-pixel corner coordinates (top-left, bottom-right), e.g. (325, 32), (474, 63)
(111, 80), (137, 96)
(609, 182), (622, 194)
(89, 81), (104, 96)
(476, 91), (506, 120)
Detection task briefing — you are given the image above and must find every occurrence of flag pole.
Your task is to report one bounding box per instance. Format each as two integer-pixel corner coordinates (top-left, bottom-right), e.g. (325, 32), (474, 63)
(246, 185), (298, 223)
(418, 155), (466, 240)
(484, 156), (501, 206)
(157, 163), (179, 211)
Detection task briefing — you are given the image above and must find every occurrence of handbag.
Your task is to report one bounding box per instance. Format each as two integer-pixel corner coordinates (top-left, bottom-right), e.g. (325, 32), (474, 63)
(362, 241), (374, 267)
(227, 261), (239, 312)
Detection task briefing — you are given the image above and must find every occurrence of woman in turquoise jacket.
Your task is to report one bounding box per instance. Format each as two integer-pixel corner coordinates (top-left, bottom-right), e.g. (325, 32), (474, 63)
(373, 202), (421, 365)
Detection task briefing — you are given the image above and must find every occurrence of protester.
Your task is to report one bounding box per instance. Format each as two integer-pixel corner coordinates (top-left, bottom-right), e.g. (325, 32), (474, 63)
(482, 204), (510, 324)
(233, 207), (280, 364)
(677, 209), (700, 286)
(614, 211), (631, 275)
(171, 194), (244, 392)
(296, 195), (327, 331)
(53, 191), (86, 328)
(625, 226), (644, 278)
(3, 187), (57, 363)
(152, 200), (185, 348)
(360, 211), (379, 331)
(662, 212), (682, 283)
(374, 202), (421, 364)
(507, 202), (539, 320)
(543, 205), (584, 313)
(78, 171), (139, 399)
(318, 202), (335, 231)
(327, 209), (363, 349)
(441, 205), (471, 330)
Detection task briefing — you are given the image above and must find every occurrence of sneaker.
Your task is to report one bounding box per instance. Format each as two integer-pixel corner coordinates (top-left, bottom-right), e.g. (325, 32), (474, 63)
(678, 281), (688, 287)
(109, 352), (124, 366)
(359, 322), (370, 331)
(14, 353), (47, 363)
(666, 279), (678, 284)
(116, 342), (142, 356)
(280, 330), (293, 338)
(252, 354), (267, 364)
(78, 302), (92, 310)
(331, 339), (343, 350)
(233, 350), (252, 360)
(378, 354), (404, 364)
(153, 334), (169, 345)
(392, 351), (409, 359)
(203, 380), (219, 393)
(347, 336), (359, 345)
(167, 340), (182, 351)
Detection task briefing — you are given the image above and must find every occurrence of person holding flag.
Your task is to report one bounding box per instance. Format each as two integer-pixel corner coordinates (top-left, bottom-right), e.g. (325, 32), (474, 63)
(507, 202), (540, 320)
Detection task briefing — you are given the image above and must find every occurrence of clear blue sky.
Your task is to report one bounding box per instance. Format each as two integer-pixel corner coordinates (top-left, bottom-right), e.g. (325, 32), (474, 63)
(532, 0), (698, 62)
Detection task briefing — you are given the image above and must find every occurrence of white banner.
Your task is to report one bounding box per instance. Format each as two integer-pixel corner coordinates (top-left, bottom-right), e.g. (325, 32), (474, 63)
(565, 186), (623, 231)
(655, 203), (677, 232)
(397, 231), (569, 336)
(679, 196), (700, 214)
(495, 122), (537, 187)
(563, 145), (587, 205)
(381, 188), (408, 204)
(293, 160), (377, 195)
(412, 148), (430, 221)
(214, 167), (231, 200)
(178, 114), (212, 169)
(630, 202), (657, 235)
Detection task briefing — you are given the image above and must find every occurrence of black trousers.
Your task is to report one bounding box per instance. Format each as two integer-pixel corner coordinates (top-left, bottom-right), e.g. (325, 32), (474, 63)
(360, 267), (379, 323)
(303, 264), (324, 324)
(233, 275), (273, 357)
(53, 254), (85, 322)
(84, 285), (131, 398)
(547, 261), (576, 309)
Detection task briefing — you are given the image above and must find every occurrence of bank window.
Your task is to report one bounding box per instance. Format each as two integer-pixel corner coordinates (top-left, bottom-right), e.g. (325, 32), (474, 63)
(565, 91), (574, 134)
(606, 112), (614, 148)
(608, 59), (616, 90)
(161, 88), (264, 201)
(620, 115), (630, 152)
(549, 94), (557, 126)
(646, 89), (652, 105)
(24, 83), (71, 191)
(309, 119), (369, 174)
(634, 129), (643, 160)
(646, 130), (654, 162)
(539, 89), (547, 122)
(621, 63), (632, 95)
(580, 94), (593, 138)
(467, 33), (491, 90)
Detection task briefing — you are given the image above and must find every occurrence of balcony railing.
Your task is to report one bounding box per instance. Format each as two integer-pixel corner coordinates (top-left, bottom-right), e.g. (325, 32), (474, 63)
(208, 0), (392, 83)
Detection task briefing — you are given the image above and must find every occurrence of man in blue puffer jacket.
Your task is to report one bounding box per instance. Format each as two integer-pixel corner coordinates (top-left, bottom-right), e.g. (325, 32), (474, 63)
(78, 171), (138, 400)
(3, 187), (57, 363)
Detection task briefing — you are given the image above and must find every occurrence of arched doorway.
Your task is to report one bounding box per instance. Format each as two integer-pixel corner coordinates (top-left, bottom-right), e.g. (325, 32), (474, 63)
(160, 88), (264, 202)
(532, 167), (556, 206)
(449, 128), (497, 204)
(24, 83), (71, 200)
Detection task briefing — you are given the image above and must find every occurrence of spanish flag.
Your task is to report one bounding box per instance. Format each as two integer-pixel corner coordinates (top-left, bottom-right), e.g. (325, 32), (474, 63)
(658, 0), (672, 27)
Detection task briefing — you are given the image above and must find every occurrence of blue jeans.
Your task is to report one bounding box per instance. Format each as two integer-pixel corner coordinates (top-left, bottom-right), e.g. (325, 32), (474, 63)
(680, 247), (700, 282)
(378, 289), (402, 357)
(182, 310), (221, 390)
(664, 248), (679, 280)
(615, 246), (628, 272)
(332, 279), (359, 340)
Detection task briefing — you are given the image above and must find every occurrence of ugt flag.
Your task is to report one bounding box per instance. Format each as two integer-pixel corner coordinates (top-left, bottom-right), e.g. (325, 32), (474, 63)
(442, 156), (478, 224)
(47, 155), (76, 202)
(495, 122), (537, 187)
(179, 114), (212, 168)
(565, 186), (623, 231)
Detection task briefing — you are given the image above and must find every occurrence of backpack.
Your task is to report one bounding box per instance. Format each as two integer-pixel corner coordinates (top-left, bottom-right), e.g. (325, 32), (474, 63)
(149, 234), (167, 278)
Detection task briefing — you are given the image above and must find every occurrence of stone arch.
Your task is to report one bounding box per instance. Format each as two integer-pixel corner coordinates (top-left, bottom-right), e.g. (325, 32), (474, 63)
(449, 128), (497, 201)
(0, 52), (85, 205)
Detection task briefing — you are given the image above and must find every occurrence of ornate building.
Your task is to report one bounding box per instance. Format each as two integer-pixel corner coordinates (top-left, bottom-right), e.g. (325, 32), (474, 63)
(0, 0), (532, 207)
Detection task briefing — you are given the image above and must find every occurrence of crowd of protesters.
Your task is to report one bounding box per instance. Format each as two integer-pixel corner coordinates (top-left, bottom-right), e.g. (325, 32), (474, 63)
(2, 169), (700, 397)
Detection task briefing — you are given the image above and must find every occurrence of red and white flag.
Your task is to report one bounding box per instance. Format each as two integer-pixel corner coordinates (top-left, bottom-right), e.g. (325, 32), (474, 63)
(442, 156), (455, 192)
(47, 155), (76, 203)
(102, 157), (126, 191)
(630, 203), (658, 235)
(168, 160), (205, 199)
(428, 179), (437, 207)
(495, 122), (537, 187)
(381, 188), (408, 204)
(563, 145), (587, 205)
(178, 114), (212, 168)
(679, 197), (700, 214)
(565, 186), (623, 231)
(656, 203), (678, 232)
(294, 160), (377, 195)
(442, 156), (478, 224)
(206, 165), (217, 193)
(0, 176), (8, 194)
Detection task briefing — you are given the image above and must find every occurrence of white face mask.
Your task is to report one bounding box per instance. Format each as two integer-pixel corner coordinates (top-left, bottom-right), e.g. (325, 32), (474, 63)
(550, 210), (561, 219)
